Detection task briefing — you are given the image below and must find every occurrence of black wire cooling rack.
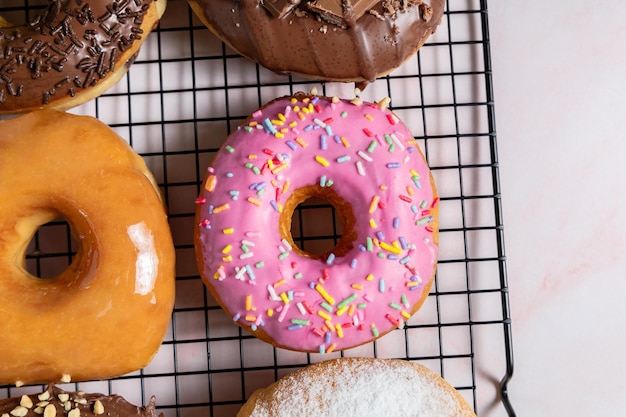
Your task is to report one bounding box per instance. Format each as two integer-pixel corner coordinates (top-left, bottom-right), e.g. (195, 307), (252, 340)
(0, 0), (515, 415)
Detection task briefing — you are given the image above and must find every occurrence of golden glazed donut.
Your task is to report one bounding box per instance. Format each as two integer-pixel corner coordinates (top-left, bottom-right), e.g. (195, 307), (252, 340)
(0, 0), (167, 114)
(188, 0), (444, 83)
(0, 110), (175, 385)
(237, 357), (476, 417)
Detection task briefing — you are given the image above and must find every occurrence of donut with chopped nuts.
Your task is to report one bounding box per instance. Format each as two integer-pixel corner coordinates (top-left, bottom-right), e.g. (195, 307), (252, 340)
(187, 0), (444, 83)
(0, 0), (166, 114)
(0, 386), (162, 417)
(0, 110), (175, 385)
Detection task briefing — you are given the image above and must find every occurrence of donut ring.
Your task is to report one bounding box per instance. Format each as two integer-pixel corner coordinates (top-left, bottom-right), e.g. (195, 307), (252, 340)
(195, 93), (438, 353)
(0, 0), (166, 114)
(238, 358), (476, 417)
(188, 0), (444, 83)
(0, 110), (176, 385)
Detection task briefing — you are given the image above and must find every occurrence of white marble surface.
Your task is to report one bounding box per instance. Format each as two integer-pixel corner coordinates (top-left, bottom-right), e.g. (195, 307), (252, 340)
(1, 1), (622, 415)
(489, 1), (626, 415)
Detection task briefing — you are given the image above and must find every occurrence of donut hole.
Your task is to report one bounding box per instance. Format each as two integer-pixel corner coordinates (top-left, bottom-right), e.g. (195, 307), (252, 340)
(281, 185), (357, 261)
(291, 197), (340, 256)
(25, 216), (77, 279)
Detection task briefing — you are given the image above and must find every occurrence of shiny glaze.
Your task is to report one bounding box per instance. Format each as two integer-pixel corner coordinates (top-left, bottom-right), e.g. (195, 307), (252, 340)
(0, 0), (160, 113)
(195, 94), (438, 352)
(0, 110), (175, 384)
(188, 0), (445, 82)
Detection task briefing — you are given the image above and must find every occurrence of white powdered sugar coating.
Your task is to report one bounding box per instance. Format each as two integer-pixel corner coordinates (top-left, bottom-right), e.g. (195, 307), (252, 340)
(244, 359), (475, 417)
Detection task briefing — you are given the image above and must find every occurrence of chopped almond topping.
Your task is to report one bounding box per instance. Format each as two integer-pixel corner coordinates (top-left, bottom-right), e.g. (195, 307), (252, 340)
(37, 392), (50, 402)
(92, 401), (104, 416)
(43, 404), (56, 417)
(10, 406), (28, 417)
(19, 396), (33, 409)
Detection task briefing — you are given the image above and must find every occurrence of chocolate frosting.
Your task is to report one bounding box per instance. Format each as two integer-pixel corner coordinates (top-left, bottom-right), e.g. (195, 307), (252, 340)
(189, 0), (444, 82)
(0, 386), (160, 417)
(0, 0), (154, 112)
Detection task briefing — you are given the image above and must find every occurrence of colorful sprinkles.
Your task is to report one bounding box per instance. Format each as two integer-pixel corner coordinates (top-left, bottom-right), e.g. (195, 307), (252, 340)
(195, 94), (438, 353)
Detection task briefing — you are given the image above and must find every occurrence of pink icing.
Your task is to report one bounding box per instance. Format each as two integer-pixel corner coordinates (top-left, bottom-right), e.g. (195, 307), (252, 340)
(195, 94), (438, 353)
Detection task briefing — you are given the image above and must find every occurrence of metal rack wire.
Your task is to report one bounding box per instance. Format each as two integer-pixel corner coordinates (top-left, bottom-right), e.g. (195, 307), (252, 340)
(0, 0), (514, 415)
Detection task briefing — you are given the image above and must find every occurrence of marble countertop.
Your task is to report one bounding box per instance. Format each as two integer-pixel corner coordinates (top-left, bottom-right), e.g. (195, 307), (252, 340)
(490, 1), (626, 415)
(0, 1), (621, 416)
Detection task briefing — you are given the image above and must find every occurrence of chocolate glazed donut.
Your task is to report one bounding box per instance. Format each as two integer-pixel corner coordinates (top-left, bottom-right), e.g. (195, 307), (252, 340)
(0, 0), (166, 114)
(188, 0), (445, 83)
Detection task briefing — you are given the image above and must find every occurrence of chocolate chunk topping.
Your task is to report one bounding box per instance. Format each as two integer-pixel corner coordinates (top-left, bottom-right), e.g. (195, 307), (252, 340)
(306, 0), (379, 26)
(262, 0), (380, 23)
(262, 0), (302, 18)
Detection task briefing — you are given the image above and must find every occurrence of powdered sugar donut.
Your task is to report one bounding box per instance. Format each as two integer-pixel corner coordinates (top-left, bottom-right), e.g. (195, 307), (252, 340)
(237, 358), (476, 417)
(194, 93), (438, 353)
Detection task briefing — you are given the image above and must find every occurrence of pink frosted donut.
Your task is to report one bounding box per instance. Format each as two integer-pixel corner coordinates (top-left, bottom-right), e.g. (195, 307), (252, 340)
(194, 93), (439, 353)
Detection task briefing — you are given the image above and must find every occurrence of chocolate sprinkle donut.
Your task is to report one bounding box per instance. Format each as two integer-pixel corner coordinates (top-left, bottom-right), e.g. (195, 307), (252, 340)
(0, 0), (165, 113)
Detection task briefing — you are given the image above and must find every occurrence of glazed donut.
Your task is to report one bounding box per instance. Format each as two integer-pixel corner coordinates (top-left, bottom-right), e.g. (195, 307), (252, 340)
(194, 93), (438, 353)
(0, 385), (162, 417)
(0, 0), (166, 114)
(187, 0), (444, 83)
(237, 357), (476, 417)
(0, 110), (175, 385)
